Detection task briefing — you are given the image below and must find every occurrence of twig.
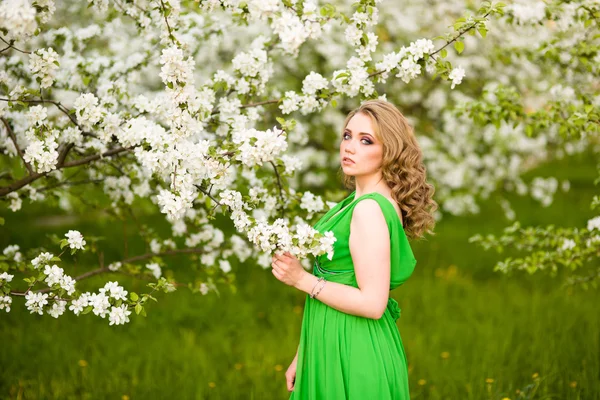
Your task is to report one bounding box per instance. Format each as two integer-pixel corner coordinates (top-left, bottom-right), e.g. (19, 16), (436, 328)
(1, 117), (34, 174)
(0, 36), (30, 54)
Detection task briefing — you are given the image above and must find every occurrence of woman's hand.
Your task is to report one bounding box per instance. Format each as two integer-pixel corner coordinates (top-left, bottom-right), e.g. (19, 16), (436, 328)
(285, 352), (298, 392)
(271, 251), (307, 288)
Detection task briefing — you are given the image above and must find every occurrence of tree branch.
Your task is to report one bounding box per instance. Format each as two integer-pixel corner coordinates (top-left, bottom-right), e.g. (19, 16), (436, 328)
(1, 117), (34, 174)
(9, 248), (207, 296)
(0, 145), (137, 197)
(0, 98), (97, 138)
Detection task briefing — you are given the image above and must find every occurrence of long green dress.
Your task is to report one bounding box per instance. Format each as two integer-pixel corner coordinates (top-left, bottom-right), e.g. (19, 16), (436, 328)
(290, 190), (417, 399)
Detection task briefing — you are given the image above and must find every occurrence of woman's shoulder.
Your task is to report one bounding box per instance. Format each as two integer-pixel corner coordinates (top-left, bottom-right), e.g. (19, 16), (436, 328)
(351, 192), (404, 229)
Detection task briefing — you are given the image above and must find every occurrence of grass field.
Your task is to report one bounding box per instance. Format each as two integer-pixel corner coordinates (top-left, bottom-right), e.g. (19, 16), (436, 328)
(1, 151), (599, 400)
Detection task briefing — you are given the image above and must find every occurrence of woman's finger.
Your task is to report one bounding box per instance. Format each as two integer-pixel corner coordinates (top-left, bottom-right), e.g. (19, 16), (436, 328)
(272, 267), (283, 281)
(272, 261), (283, 273)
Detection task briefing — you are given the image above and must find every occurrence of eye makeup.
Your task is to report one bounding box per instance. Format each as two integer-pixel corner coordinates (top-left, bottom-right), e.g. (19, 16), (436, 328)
(342, 131), (373, 145)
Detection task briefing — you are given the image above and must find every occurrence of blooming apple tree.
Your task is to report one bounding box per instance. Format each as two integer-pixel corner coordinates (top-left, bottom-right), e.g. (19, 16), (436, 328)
(0, 0), (598, 324)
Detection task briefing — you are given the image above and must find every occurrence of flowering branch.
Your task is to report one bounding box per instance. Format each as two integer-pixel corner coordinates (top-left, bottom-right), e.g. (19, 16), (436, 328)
(0, 145), (137, 196)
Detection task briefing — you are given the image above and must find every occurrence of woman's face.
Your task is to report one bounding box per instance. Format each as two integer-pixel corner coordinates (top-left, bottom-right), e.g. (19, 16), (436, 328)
(340, 112), (383, 176)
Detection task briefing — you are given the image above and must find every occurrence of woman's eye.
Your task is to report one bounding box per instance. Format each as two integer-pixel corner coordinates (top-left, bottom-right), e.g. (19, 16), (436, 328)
(343, 132), (371, 144)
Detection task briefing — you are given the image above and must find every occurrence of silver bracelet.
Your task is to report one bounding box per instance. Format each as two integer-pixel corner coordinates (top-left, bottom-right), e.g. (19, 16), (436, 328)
(310, 277), (324, 298)
(312, 279), (327, 299)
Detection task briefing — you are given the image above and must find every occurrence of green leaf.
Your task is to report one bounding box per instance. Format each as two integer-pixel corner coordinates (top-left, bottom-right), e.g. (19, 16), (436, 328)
(454, 41), (465, 54)
(135, 303), (142, 315)
(130, 292), (139, 301)
(440, 49), (447, 58)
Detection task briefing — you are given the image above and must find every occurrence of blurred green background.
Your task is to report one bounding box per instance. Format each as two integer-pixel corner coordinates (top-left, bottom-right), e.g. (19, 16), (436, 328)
(1, 150), (599, 400)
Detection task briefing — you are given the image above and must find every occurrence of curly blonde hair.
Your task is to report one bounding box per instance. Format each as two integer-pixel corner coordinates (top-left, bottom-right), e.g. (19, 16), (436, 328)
(339, 99), (438, 240)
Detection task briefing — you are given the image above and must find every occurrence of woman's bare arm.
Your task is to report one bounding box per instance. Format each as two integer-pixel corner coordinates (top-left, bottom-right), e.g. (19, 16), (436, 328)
(294, 199), (391, 319)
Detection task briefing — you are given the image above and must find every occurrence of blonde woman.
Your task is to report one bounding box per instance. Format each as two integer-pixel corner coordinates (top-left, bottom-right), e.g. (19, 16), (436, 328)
(271, 99), (437, 399)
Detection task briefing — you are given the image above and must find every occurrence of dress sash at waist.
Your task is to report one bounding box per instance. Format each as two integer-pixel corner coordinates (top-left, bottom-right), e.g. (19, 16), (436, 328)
(313, 259), (402, 321)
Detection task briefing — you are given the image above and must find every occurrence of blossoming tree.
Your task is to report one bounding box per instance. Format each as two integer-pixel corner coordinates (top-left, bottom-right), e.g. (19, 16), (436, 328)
(0, 0), (599, 324)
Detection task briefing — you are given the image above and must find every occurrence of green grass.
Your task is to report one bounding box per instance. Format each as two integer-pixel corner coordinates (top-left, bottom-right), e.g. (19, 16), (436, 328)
(1, 151), (599, 400)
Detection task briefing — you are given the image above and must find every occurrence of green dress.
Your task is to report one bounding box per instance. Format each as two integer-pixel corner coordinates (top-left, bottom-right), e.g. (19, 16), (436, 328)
(290, 190), (417, 399)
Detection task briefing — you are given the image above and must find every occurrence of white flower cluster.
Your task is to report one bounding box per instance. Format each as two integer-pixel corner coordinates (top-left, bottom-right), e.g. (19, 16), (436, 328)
(25, 291), (48, 315)
(219, 260), (231, 273)
(280, 90), (326, 115)
(374, 38), (436, 84)
(99, 281), (128, 301)
(331, 57), (373, 98)
(157, 186), (196, 222)
(3, 244), (23, 262)
(233, 126), (288, 167)
(247, 0), (279, 20)
(73, 93), (104, 131)
(530, 176), (558, 207)
(302, 72), (329, 96)
(23, 124), (59, 174)
(65, 230), (86, 250)
(146, 262), (162, 279)
(0, 0), (38, 40)
(345, 10), (380, 61)
(7, 192), (22, 212)
(246, 217), (336, 261)
(104, 175), (134, 205)
(0, 272), (14, 286)
(232, 48), (273, 95)
(27, 105), (48, 127)
(271, 7), (322, 56)
(34, 0), (56, 23)
(29, 47), (60, 89)
(299, 191), (325, 214)
(48, 299), (67, 318)
(449, 66), (466, 89)
(0, 295), (12, 312)
(42, 264), (76, 295)
(32, 252), (54, 268)
(560, 238), (576, 251)
(509, 1), (546, 25)
(69, 286), (132, 325)
(587, 216), (600, 231)
(159, 46), (195, 88)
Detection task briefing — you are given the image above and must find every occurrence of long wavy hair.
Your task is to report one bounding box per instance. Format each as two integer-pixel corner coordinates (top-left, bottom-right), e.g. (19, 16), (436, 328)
(339, 99), (437, 240)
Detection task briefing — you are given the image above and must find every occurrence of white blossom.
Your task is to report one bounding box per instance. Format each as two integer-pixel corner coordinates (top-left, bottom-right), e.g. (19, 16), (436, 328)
(449, 66), (466, 89)
(560, 238), (576, 251)
(108, 304), (132, 325)
(25, 291), (49, 315)
(587, 216), (600, 231)
(32, 252), (54, 269)
(146, 262), (162, 279)
(65, 230), (86, 250)
(0, 295), (12, 312)
(48, 299), (67, 318)
(219, 260), (232, 273)
(0, 0), (38, 40)
(29, 47), (60, 89)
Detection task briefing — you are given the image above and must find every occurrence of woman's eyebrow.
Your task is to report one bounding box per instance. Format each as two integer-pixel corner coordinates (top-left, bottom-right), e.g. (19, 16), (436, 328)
(344, 128), (373, 137)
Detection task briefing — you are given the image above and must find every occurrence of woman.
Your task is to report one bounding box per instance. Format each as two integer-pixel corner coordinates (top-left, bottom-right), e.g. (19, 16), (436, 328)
(271, 99), (437, 399)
